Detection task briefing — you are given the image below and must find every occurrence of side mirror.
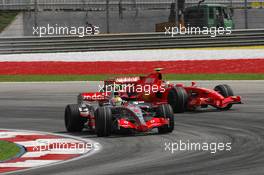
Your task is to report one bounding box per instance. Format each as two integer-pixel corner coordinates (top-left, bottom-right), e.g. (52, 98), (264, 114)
(191, 82), (197, 86)
(176, 83), (184, 87)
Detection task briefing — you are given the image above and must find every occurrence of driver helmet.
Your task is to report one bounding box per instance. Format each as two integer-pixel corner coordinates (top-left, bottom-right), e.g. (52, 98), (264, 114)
(111, 92), (123, 106)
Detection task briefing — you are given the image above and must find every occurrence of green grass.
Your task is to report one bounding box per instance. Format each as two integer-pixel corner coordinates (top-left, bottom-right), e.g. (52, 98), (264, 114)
(0, 74), (263, 82)
(0, 141), (21, 161)
(0, 11), (19, 33)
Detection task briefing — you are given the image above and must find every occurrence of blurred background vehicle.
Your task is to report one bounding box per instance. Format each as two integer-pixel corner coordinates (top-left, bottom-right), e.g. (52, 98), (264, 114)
(0, 0), (264, 36)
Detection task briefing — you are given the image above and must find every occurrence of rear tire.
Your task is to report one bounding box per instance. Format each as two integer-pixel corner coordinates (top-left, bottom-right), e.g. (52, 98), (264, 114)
(168, 87), (188, 113)
(65, 104), (85, 132)
(157, 104), (174, 134)
(95, 107), (113, 137)
(214, 84), (234, 110)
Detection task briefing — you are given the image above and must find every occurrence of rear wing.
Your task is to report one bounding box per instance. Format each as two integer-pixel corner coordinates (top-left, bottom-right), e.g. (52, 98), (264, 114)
(104, 76), (141, 85)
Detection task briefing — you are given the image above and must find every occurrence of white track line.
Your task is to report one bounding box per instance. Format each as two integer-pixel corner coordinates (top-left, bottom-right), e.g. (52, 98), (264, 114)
(0, 160), (60, 168)
(0, 132), (46, 138)
(0, 49), (264, 62)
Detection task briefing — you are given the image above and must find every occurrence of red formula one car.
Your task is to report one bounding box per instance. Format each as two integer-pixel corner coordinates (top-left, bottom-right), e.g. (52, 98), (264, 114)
(64, 92), (174, 137)
(102, 69), (242, 113)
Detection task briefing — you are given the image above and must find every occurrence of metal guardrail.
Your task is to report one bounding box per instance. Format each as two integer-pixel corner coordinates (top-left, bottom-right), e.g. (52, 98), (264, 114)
(0, 29), (264, 54)
(0, 0), (255, 10)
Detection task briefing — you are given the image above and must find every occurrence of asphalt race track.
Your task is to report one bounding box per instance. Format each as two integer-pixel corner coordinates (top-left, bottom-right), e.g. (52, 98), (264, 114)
(0, 81), (263, 175)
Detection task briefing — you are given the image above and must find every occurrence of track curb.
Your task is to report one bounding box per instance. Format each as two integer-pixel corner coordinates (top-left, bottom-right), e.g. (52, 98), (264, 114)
(0, 128), (101, 174)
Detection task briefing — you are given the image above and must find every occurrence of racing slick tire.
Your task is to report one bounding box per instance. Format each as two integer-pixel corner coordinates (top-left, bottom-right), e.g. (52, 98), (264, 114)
(157, 104), (174, 134)
(95, 107), (113, 137)
(168, 87), (188, 113)
(65, 104), (85, 132)
(214, 84), (234, 110)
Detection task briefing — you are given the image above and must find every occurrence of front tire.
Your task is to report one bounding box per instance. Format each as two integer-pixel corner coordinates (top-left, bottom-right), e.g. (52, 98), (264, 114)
(168, 87), (188, 113)
(157, 104), (174, 134)
(95, 107), (113, 137)
(214, 84), (234, 110)
(65, 104), (85, 132)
